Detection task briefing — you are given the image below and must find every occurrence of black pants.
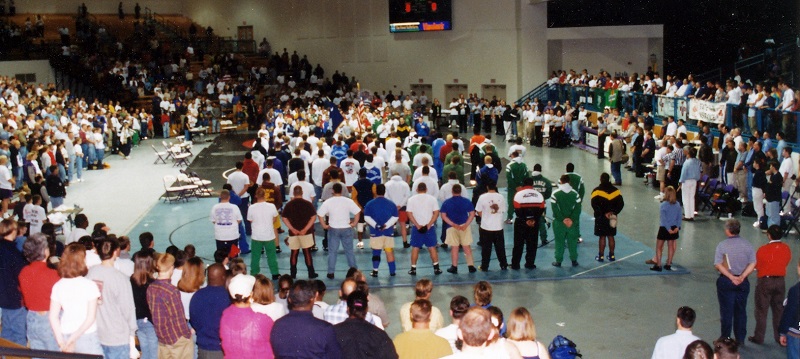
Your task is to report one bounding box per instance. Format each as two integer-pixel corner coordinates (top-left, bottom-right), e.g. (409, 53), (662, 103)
(550, 127), (562, 148)
(216, 239), (235, 257)
(597, 134), (607, 158)
(512, 219), (539, 267)
(473, 115), (482, 134)
(480, 228), (507, 270)
(458, 115), (467, 134)
(496, 118), (505, 135)
(533, 126), (543, 147)
(483, 115), (492, 133)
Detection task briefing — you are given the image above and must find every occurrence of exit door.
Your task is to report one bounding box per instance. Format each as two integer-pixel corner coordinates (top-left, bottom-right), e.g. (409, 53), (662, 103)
(237, 26), (254, 53)
(481, 84), (506, 102)
(444, 84), (468, 103)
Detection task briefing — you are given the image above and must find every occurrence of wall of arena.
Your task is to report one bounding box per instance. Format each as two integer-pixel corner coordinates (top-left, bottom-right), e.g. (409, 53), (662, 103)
(0, 59), (55, 85)
(17, 0), (184, 15)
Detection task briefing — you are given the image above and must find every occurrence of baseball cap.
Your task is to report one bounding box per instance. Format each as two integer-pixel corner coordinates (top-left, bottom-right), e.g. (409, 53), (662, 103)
(228, 274), (256, 298)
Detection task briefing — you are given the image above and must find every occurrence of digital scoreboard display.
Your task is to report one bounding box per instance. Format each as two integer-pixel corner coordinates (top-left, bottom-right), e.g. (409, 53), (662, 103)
(389, 0), (452, 33)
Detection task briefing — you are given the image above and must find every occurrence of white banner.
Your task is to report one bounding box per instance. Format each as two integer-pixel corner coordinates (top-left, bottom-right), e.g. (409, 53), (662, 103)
(688, 99), (727, 124)
(656, 95), (688, 122)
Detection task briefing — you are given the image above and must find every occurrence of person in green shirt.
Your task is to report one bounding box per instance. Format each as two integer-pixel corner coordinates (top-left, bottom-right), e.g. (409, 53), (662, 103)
(530, 164), (552, 246)
(551, 174), (582, 267)
(505, 151), (529, 222)
(565, 162), (585, 243)
(442, 154), (465, 185)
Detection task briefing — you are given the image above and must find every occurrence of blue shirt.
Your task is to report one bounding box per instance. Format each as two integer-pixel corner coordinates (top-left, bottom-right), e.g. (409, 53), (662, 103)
(679, 158), (702, 183)
(331, 145), (348, 166)
(364, 197), (399, 237)
(415, 122), (430, 137)
(0, 240), (25, 309)
(659, 201), (682, 229)
(477, 165), (499, 186)
(271, 310), (342, 359)
(440, 196), (475, 225)
(777, 140), (787, 158)
(189, 285), (231, 351)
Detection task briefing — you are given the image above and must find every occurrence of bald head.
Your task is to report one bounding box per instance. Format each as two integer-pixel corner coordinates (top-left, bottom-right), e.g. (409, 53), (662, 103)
(339, 278), (357, 300)
(207, 263), (227, 286)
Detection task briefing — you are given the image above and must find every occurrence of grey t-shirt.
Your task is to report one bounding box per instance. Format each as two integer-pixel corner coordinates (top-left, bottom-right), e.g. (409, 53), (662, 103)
(86, 264), (138, 346)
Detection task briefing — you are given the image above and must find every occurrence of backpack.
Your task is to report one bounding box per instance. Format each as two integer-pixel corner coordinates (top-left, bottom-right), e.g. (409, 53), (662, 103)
(549, 335), (582, 359)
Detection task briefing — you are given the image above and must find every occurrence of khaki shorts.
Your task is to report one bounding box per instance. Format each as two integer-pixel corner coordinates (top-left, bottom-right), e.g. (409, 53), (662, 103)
(288, 234), (314, 250)
(656, 166), (666, 181)
(369, 236), (395, 250)
(445, 227), (473, 246)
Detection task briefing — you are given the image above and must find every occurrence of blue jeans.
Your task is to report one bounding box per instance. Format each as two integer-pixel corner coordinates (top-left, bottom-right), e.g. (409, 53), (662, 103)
(163, 123), (170, 138)
(103, 344), (130, 359)
(212, 119), (220, 133)
(27, 310), (59, 352)
(327, 227), (356, 274)
(313, 185), (322, 208)
(767, 201), (781, 226)
(717, 275), (750, 342)
(571, 120), (580, 141)
(611, 162), (622, 184)
(95, 148), (104, 167)
(68, 154), (76, 182)
(15, 166), (22, 190)
(85, 144), (95, 168)
(136, 319), (158, 359)
(63, 331), (102, 355)
(788, 334), (800, 359)
(1, 307), (27, 346)
(51, 196), (64, 209)
(58, 164), (66, 183)
(74, 156), (83, 180)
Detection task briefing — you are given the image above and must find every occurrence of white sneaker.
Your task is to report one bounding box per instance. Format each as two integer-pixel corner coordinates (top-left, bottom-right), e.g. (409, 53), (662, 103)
(654, 194), (663, 199)
(753, 221), (760, 228)
(357, 241), (364, 249)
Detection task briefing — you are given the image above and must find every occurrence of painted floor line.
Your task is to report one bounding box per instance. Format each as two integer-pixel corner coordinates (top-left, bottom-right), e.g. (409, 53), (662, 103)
(571, 250), (644, 278)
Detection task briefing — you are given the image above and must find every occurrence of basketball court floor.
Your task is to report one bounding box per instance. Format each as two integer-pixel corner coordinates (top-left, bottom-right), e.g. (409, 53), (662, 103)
(64, 132), (790, 357)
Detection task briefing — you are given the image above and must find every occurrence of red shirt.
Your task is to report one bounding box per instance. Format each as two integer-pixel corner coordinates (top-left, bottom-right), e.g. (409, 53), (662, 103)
(755, 241), (792, 277)
(161, 113), (170, 125)
(18, 261), (61, 311)
(242, 159), (260, 183)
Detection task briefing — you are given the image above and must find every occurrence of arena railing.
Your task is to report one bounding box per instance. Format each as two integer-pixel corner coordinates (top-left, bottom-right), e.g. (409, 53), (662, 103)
(0, 346), (102, 359)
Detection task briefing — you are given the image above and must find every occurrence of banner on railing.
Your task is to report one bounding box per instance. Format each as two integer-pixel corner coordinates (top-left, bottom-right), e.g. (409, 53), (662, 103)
(593, 89), (619, 110)
(656, 95), (688, 122)
(688, 99), (726, 124)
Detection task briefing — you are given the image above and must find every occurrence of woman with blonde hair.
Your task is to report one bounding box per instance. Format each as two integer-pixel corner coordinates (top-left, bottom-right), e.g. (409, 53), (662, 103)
(49, 242), (102, 355)
(177, 256), (205, 320)
(650, 186), (682, 272)
(507, 307), (551, 359)
(250, 274), (288, 321)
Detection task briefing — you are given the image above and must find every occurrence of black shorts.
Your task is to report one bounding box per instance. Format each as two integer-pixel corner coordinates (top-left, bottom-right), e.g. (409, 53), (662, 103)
(0, 189), (12, 200)
(657, 226), (679, 240)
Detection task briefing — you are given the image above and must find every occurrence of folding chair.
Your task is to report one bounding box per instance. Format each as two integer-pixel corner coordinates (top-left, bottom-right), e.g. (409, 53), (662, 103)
(176, 173), (200, 200)
(186, 170), (214, 197)
(161, 141), (175, 160)
(697, 178), (719, 211)
(710, 184), (736, 218)
(781, 203), (800, 238)
(163, 175), (185, 203)
(151, 145), (168, 164)
(172, 151), (191, 167)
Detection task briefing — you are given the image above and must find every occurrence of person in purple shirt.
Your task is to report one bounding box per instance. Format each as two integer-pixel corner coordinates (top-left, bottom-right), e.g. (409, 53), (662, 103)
(190, 264), (230, 359)
(270, 280), (342, 358)
(220, 274), (274, 359)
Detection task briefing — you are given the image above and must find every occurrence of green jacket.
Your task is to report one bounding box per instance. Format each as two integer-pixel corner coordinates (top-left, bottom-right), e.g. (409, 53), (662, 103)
(530, 172), (553, 199)
(442, 162), (465, 185)
(505, 160), (529, 191)
(566, 173), (585, 200)
(551, 184), (581, 222)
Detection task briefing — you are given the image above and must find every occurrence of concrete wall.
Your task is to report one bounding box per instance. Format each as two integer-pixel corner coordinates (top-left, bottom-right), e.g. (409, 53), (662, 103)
(184, 0), (549, 102)
(16, 1), (182, 15)
(0, 60), (55, 85)
(547, 25), (664, 75)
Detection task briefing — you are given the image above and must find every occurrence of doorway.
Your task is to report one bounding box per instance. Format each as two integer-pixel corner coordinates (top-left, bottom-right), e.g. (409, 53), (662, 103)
(237, 26), (254, 53)
(481, 84), (507, 102)
(444, 84), (468, 104)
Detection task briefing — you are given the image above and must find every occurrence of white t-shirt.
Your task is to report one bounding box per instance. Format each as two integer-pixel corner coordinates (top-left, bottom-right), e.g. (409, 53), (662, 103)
(475, 192), (507, 231)
(340, 158), (361, 186)
(411, 176), (440, 199)
(406, 194), (439, 225)
(0, 166), (12, 190)
(257, 168), (283, 186)
(412, 166), (438, 182)
(247, 202), (279, 241)
(289, 181), (316, 202)
(51, 276), (101, 334)
(23, 203), (46, 235)
(780, 157), (795, 181)
(435, 324), (460, 354)
(317, 196), (361, 229)
(227, 171), (251, 198)
(251, 302), (288, 322)
(210, 202), (243, 241)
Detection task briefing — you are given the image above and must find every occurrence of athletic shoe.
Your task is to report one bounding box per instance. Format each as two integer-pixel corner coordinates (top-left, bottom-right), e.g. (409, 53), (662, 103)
(446, 266), (458, 274)
(578, 237), (584, 244)
(440, 243), (448, 249)
(272, 274), (280, 280)
(370, 270), (378, 277)
(650, 265), (662, 272)
(275, 247), (282, 253)
(607, 254), (616, 262)
(403, 242), (411, 248)
(434, 268), (443, 275)
(468, 266), (477, 273)
(571, 260), (579, 267)
(357, 241), (364, 249)
(504, 219), (513, 224)
(327, 273), (335, 279)
(664, 265), (672, 271)
(552, 262), (561, 267)
(408, 268), (417, 276)
(524, 264), (537, 270)
(595, 255), (604, 262)
(309, 272), (319, 279)
(753, 221), (760, 228)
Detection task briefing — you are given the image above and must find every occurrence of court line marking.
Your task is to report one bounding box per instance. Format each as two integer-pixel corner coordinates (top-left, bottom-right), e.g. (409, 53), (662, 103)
(570, 250), (644, 278)
(222, 167), (235, 180)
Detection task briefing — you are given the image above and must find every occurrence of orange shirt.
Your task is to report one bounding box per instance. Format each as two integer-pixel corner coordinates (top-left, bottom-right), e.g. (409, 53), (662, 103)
(755, 241), (792, 277)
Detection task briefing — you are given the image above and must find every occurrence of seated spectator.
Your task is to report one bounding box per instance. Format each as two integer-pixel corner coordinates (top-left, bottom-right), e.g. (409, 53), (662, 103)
(332, 290), (398, 359)
(400, 279), (445, 332)
(393, 299), (453, 359)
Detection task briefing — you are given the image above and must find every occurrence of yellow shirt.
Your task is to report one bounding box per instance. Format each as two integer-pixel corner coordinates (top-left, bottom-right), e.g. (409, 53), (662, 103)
(393, 328), (453, 359)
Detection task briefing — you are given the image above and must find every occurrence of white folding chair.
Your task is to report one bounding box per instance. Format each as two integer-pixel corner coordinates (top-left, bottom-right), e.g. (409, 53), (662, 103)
(163, 175), (185, 203)
(151, 145), (168, 164)
(176, 173), (200, 200)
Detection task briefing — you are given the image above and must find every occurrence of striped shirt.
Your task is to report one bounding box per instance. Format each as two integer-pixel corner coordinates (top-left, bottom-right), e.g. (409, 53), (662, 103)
(146, 279), (191, 345)
(670, 147), (687, 166)
(714, 236), (756, 276)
